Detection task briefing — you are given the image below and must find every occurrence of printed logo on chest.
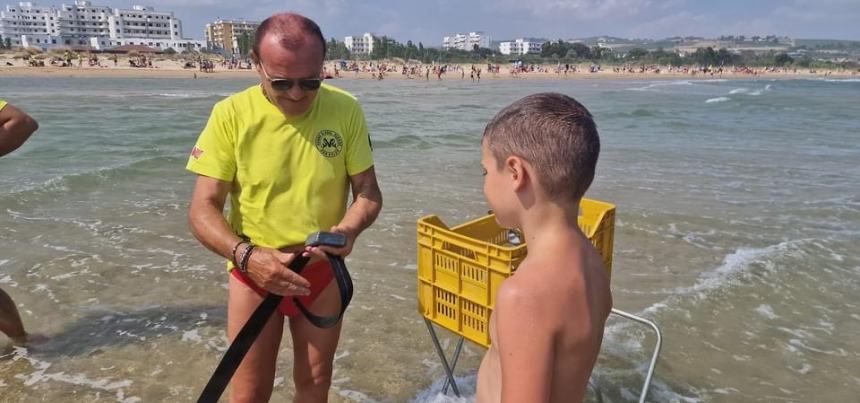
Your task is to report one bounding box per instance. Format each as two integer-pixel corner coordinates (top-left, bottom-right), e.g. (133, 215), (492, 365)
(315, 130), (344, 158)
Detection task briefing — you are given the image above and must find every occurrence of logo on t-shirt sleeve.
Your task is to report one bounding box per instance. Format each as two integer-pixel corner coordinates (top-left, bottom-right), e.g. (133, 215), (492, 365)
(315, 130), (344, 158)
(190, 146), (204, 160)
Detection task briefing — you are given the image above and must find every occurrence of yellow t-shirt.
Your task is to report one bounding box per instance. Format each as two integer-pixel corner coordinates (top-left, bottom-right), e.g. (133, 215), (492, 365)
(0, 99), (7, 111)
(186, 84), (374, 249)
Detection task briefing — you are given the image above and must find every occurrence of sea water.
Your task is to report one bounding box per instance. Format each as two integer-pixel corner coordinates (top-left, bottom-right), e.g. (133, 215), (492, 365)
(1, 76), (858, 402)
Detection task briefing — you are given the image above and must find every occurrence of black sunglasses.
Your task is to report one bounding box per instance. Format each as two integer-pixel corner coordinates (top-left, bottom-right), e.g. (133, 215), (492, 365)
(259, 61), (323, 92)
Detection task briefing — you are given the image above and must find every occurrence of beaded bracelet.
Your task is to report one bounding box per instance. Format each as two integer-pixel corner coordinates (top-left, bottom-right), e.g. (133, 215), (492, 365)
(238, 244), (257, 274)
(230, 240), (248, 268)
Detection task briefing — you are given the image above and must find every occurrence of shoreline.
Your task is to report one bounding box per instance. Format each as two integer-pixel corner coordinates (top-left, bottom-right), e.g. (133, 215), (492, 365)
(1, 62), (857, 81)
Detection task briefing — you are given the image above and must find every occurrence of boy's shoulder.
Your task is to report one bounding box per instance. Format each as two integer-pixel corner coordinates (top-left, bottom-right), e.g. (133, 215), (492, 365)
(493, 271), (557, 346)
(494, 261), (566, 327)
(495, 243), (609, 324)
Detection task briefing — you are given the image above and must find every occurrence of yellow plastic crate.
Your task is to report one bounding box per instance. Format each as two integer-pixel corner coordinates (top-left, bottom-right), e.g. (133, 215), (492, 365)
(417, 198), (615, 348)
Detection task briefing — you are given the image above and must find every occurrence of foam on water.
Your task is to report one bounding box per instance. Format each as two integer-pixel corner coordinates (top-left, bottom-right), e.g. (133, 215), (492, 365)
(156, 93), (196, 98)
(10, 347), (140, 402)
(656, 239), (807, 304)
(411, 374), (477, 403)
(755, 304), (779, 319)
(152, 92), (234, 99)
(821, 78), (860, 83)
(626, 80), (694, 91)
(705, 96), (730, 103)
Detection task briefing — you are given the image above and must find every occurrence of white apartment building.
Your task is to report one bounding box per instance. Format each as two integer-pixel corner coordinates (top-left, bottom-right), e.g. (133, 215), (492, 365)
(0, 1), (204, 52)
(205, 18), (260, 55)
(442, 31), (490, 51)
(499, 38), (542, 56)
(344, 32), (375, 55)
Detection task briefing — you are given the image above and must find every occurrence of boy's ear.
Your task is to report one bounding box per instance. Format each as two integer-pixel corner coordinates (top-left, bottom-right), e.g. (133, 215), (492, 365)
(505, 156), (528, 191)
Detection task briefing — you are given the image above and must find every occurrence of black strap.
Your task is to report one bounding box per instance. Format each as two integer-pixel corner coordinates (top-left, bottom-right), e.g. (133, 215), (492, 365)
(197, 253), (353, 403)
(197, 255), (309, 403)
(293, 252), (353, 328)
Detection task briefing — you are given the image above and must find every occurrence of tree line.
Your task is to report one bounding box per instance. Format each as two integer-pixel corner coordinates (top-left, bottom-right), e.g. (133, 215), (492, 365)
(325, 35), (854, 69)
(4, 32), (853, 70)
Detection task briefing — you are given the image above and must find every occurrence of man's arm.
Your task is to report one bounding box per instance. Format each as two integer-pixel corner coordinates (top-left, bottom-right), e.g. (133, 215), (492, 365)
(188, 175), (311, 295)
(308, 166), (382, 258)
(0, 103), (38, 157)
(495, 281), (555, 403)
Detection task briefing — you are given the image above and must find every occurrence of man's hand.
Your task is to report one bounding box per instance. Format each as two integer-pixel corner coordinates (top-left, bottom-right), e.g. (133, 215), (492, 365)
(244, 247), (312, 296)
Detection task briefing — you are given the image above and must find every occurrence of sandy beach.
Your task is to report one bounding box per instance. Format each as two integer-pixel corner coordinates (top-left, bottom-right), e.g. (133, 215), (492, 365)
(1, 54), (857, 81)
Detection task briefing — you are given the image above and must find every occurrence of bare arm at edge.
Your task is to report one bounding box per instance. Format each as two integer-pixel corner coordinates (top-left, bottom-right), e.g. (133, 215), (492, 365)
(0, 104), (39, 157)
(188, 175), (311, 295)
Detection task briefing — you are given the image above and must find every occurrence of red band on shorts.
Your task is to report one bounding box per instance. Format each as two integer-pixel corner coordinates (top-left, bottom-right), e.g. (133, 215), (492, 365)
(230, 259), (335, 317)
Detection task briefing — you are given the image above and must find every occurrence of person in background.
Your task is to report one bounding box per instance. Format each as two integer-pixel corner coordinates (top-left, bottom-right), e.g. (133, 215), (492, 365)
(0, 99), (39, 345)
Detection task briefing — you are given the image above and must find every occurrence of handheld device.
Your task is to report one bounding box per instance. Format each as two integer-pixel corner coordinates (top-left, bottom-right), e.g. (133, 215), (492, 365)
(305, 231), (347, 248)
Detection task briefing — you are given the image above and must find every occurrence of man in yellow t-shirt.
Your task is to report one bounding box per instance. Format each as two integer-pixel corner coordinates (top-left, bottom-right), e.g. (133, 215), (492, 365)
(0, 99), (39, 345)
(186, 13), (382, 403)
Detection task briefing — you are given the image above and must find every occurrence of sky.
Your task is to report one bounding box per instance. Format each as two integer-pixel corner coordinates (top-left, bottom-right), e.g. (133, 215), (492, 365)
(88, 0), (860, 44)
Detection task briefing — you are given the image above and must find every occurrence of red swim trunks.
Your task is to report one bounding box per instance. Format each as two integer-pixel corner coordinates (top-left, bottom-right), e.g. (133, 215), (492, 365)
(230, 259), (335, 317)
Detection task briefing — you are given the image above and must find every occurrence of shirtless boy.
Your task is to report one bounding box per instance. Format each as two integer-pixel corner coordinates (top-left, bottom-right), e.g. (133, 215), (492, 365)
(476, 93), (612, 403)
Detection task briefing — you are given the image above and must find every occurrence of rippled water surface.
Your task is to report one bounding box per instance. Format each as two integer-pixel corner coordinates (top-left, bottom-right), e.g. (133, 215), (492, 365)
(1, 76), (859, 402)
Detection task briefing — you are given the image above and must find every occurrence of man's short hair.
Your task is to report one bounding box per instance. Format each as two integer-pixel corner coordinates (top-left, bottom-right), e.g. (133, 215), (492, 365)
(252, 13), (326, 61)
(483, 93), (600, 202)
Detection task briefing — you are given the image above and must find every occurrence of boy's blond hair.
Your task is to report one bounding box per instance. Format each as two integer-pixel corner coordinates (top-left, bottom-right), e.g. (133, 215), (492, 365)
(483, 92), (600, 202)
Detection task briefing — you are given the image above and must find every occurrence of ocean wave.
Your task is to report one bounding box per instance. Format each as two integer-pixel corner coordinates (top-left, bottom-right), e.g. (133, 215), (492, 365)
(638, 239), (810, 317)
(154, 92), (234, 99)
(156, 93), (195, 98)
(705, 96), (730, 103)
(372, 135), (436, 150)
(728, 88), (749, 94)
(626, 80), (694, 91)
(821, 78), (860, 83)
(747, 84), (771, 96)
(0, 155), (183, 199)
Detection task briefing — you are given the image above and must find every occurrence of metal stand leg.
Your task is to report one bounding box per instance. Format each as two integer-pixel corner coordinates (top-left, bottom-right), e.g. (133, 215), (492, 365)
(442, 336), (465, 394)
(424, 318), (462, 397)
(610, 308), (662, 403)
